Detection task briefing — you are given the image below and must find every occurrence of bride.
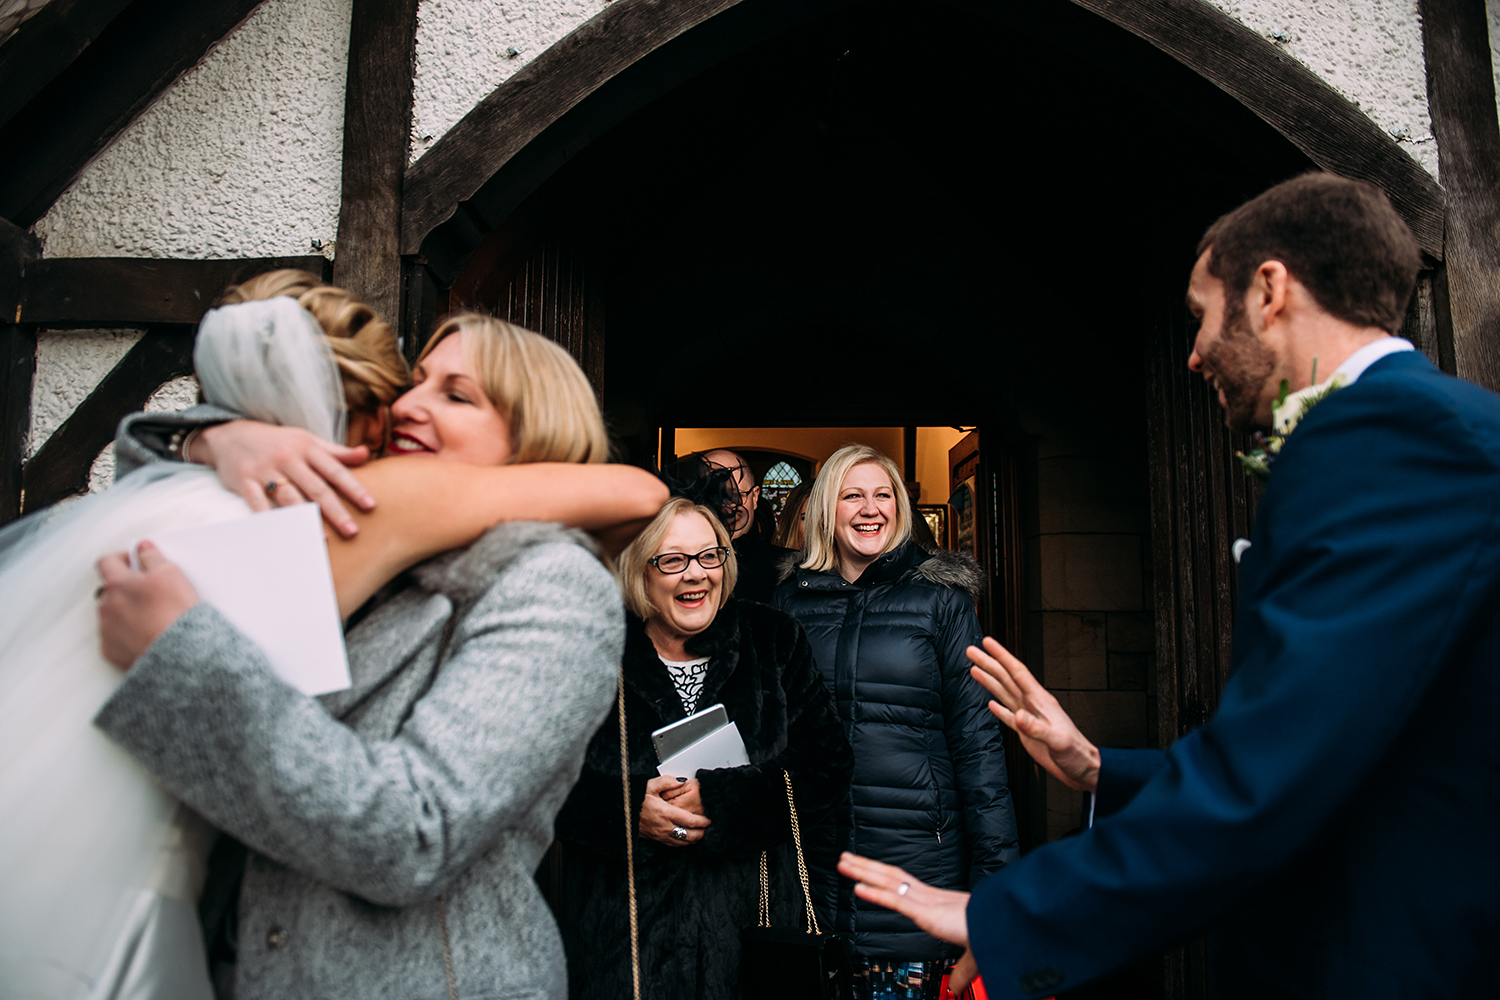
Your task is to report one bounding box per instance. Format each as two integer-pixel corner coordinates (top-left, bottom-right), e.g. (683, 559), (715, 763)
(0, 288), (663, 999)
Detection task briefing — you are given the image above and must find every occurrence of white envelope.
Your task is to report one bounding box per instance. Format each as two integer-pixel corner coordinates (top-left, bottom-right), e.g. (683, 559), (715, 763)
(144, 503), (351, 696)
(656, 720), (750, 778)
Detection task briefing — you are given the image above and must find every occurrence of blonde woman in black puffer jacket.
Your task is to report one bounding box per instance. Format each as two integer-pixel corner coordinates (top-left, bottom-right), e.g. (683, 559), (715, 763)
(772, 445), (1019, 999)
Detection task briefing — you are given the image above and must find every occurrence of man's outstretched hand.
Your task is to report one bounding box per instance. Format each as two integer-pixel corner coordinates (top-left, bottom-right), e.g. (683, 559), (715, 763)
(966, 636), (1101, 793)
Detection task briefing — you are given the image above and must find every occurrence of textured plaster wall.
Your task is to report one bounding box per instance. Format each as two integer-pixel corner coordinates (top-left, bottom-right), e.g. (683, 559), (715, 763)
(34, 0), (352, 259)
(408, 0), (608, 163)
(1490, 0), (1500, 126)
(1208, 0), (1439, 178)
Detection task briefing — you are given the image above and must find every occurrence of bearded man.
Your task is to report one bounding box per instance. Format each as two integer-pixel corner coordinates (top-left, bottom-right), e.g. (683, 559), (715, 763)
(838, 173), (1500, 998)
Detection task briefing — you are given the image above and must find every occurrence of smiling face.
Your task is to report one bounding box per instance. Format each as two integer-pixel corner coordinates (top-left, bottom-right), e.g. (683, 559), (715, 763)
(644, 511), (725, 646)
(1186, 250), (1279, 431)
(387, 333), (514, 465)
(834, 462), (899, 579)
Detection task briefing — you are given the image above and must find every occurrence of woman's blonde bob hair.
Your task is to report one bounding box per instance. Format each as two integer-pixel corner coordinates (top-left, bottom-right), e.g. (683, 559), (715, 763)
(616, 497), (739, 621)
(418, 313), (609, 464)
(801, 445), (911, 573)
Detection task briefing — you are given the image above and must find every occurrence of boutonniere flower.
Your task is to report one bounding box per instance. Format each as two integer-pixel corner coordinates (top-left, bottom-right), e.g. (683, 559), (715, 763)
(1237, 362), (1348, 481)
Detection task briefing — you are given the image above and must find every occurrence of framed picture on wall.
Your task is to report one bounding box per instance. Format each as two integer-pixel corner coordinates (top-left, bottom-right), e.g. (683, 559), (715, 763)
(915, 504), (951, 550)
(949, 478), (977, 561)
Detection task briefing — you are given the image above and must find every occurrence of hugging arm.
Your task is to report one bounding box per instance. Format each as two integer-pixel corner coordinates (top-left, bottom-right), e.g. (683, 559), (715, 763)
(326, 457), (668, 616)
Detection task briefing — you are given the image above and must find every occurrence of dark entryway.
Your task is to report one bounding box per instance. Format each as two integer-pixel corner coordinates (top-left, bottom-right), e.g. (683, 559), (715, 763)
(435, 5), (1368, 996)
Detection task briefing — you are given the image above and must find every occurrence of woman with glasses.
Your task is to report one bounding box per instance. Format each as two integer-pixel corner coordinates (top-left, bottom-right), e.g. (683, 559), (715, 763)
(554, 496), (852, 1000)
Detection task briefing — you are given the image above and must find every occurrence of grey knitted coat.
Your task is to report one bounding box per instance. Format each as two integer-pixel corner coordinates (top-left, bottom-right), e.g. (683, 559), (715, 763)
(95, 521), (622, 1000)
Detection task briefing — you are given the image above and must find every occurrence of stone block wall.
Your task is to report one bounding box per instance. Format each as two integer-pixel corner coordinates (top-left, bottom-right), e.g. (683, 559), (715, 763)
(1028, 452), (1155, 841)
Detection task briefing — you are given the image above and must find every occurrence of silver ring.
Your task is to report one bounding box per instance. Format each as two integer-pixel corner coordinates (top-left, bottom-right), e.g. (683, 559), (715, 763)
(264, 479), (284, 496)
(94, 585), (105, 600)
(896, 882), (910, 896)
(671, 825), (688, 842)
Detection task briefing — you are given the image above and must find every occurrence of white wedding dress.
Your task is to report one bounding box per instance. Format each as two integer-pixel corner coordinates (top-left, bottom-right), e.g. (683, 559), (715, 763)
(0, 298), (348, 1000)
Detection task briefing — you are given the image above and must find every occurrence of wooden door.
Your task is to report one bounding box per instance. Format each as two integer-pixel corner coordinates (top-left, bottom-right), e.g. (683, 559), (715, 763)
(1144, 269), (1260, 1000)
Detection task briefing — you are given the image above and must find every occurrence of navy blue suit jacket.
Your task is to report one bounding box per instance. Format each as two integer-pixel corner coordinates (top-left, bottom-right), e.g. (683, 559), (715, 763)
(968, 351), (1500, 998)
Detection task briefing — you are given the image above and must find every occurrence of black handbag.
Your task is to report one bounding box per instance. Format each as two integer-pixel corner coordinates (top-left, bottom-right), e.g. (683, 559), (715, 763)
(740, 770), (853, 1000)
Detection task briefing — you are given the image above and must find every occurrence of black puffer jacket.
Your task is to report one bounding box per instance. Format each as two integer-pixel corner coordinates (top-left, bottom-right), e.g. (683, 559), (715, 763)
(554, 599), (854, 1000)
(772, 540), (1019, 959)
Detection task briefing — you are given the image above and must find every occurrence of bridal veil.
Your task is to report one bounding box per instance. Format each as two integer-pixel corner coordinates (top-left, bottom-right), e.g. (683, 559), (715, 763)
(0, 298), (346, 1000)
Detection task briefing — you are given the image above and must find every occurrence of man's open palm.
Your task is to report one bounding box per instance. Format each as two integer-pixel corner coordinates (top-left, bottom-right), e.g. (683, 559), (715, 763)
(966, 636), (1101, 793)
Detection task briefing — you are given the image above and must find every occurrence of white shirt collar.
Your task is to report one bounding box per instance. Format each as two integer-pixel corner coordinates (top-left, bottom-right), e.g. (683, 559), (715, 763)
(1331, 337), (1415, 384)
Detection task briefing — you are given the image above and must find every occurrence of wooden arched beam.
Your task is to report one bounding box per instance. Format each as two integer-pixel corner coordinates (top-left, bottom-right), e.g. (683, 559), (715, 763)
(401, 0), (1446, 270)
(1073, 0), (1444, 258)
(400, 0), (846, 270)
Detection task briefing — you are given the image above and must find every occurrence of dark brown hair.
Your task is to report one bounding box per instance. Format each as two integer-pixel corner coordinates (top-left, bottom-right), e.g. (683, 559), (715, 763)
(1197, 173), (1421, 334)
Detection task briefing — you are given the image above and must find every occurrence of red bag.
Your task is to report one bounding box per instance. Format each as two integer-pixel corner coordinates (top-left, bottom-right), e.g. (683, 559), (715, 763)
(937, 969), (989, 1000)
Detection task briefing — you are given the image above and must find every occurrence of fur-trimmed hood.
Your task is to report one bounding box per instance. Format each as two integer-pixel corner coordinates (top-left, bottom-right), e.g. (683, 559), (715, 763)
(775, 540), (983, 601)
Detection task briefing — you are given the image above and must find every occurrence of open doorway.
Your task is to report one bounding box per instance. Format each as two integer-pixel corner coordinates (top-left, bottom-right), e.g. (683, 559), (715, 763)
(442, 0), (1310, 859)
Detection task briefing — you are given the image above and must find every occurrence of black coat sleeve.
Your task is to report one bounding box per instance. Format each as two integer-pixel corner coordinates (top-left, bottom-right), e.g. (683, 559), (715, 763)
(696, 615), (853, 858)
(936, 589), (1020, 883)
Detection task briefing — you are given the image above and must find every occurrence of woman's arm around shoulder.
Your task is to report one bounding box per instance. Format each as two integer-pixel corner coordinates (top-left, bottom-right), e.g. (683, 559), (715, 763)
(326, 458), (667, 616)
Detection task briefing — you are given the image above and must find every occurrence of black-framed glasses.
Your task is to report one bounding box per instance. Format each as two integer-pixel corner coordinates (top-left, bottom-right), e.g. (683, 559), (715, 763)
(648, 547), (730, 574)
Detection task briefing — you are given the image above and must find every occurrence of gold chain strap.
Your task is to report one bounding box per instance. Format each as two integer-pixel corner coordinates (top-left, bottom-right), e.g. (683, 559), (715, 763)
(618, 670), (642, 1000)
(783, 770), (820, 935)
(756, 770), (821, 935)
(757, 851), (770, 927)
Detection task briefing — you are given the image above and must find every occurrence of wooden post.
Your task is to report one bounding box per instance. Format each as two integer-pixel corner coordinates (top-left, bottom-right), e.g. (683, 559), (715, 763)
(1421, 0), (1500, 392)
(0, 220), (39, 524)
(332, 0), (420, 329)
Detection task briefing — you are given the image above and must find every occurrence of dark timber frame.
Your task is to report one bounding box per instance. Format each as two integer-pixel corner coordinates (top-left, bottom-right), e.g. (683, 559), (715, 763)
(0, 0), (267, 227)
(331, 0), (421, 330)
(0, 255), (326, 520)
(1420, 0), (1500, 393)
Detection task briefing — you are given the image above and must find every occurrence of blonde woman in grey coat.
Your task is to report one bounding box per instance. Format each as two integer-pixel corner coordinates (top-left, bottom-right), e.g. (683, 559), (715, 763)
(90, 314), (650, 1000)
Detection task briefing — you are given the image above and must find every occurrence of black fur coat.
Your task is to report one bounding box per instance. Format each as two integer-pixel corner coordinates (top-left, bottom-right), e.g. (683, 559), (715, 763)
(554, 598), (853, 1000)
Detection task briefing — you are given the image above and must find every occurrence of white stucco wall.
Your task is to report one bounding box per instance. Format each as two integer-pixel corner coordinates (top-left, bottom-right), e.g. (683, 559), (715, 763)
(33, 0), (352, 260)
(1208, 0), (1439, 178)
(408, 0), (608, 163)
(1489, 0), (1500, 127)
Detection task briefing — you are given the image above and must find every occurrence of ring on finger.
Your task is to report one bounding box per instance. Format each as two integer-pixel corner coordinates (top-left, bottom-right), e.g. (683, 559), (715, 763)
(264, 479), (285, 497)
(671, 825), (688, 842)
(897, 882), (910, 896)
(94, 585), (105, 600)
